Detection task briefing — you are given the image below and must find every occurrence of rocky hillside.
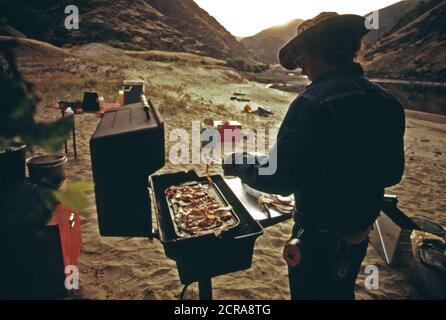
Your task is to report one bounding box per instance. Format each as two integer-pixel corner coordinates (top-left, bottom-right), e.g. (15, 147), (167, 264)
(240, 19), (303, 64)
(364, 0), (446, 81)
(362, 0), (424, 48)
(0, 0), (251, 60)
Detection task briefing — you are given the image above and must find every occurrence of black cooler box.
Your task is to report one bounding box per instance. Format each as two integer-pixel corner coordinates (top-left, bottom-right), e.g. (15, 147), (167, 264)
(123, 80), (145, 105)
(90, 102), (164, 237)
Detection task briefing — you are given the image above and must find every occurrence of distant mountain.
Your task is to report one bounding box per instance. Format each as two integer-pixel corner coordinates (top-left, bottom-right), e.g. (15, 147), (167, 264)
(239, 1), (425, 64)
(239, 0), (425, 64)
(0, 0), (251, 60)
(239, 0), (445, 81)
(364, 0), (446, 81)
(240, 19), (303, 64)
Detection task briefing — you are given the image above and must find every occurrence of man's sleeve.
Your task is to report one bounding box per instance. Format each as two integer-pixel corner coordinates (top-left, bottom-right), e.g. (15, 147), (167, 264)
(235, 96), (321, 195)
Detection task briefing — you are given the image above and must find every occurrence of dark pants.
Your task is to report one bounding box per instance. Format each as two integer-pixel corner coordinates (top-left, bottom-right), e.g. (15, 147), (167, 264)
(288, 225), (369, 300)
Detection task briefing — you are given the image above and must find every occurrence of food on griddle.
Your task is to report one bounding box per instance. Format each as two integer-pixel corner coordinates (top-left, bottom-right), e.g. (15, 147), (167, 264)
(259, 194), (295, 214)
(165, 183), (235, 236)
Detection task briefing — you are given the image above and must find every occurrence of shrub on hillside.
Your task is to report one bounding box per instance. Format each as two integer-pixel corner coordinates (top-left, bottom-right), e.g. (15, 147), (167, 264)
(226, 59), (270, 73)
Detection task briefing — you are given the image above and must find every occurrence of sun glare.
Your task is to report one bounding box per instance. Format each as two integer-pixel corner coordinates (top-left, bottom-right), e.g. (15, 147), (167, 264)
(193, 0), (401, 37)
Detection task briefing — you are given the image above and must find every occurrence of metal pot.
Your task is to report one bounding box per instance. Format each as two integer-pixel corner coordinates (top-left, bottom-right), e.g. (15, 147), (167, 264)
(27, 155), (67, 189)
(0, 142), (27, 193)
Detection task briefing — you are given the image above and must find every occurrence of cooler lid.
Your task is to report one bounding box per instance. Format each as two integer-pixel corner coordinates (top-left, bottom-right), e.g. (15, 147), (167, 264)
(91, 102), (163, 139)
(123, 80), (145, 87)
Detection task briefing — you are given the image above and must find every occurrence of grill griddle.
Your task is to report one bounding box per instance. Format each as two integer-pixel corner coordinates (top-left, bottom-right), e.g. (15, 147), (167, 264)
(165, 182), (240, 238)
(150, 170), (263, 284)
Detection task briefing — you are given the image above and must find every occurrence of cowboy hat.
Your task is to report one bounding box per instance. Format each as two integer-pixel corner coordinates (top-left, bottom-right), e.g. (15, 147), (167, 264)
(279, 12), (370, 70)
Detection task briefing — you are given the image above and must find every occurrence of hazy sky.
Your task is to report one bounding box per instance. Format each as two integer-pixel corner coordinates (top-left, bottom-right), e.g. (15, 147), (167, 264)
(193, 0), (401, 37)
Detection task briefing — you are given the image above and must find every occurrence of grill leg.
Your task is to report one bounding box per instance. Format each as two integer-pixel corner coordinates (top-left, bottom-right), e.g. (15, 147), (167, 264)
(198, 278), (212, 300)
(62, 110), (68, 155)
(72, 115), (77, 159)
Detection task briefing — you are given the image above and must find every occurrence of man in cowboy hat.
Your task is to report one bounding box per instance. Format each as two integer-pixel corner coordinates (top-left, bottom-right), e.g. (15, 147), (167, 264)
(223, 12), (405, 299)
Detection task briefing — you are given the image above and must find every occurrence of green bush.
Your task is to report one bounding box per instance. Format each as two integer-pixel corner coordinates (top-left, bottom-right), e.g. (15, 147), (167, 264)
(226, 59), (270, 73)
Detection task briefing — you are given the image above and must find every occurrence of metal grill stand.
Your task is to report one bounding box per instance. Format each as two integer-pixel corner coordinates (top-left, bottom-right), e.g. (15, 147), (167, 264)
(198, 278), (213, 300)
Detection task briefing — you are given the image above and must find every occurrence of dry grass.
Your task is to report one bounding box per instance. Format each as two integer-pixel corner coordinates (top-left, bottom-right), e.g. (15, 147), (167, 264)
(125, 50), (226, 66)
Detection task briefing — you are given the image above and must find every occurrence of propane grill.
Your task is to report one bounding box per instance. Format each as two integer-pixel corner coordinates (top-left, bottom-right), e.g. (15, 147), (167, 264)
(90, 98), (265, 299)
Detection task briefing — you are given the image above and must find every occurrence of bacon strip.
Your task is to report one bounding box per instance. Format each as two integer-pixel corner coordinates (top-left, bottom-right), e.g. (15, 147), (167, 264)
(166, 183), (235, 236)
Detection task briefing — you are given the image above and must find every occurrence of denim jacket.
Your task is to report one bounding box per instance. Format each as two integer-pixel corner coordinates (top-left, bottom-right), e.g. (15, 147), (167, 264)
(234, 63), (406, 233)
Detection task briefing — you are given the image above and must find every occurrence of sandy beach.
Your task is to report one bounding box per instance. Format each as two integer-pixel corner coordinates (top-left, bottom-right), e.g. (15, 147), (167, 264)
(14, 40), (446, 300)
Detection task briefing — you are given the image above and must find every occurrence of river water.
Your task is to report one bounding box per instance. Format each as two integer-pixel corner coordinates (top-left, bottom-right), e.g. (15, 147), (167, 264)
(374, 81), (446, 116)
(267, 78), (446, 116)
